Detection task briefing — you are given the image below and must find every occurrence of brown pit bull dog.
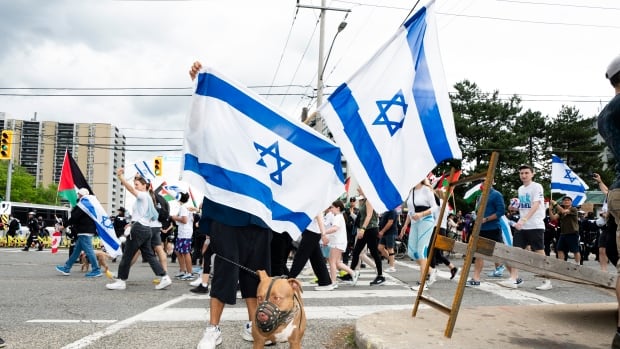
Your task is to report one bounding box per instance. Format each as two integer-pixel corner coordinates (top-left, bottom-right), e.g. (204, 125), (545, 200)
(253, 270), (306, 349)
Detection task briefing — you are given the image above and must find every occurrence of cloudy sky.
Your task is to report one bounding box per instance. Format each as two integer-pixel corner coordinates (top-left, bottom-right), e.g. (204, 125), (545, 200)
(1, 0), (619, 181)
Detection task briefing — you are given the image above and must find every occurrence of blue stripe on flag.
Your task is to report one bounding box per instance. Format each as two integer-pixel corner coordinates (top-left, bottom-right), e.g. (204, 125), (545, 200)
(80, 197), (121, 253)
(550, 183), (587, 193)
(327, 84), (402, 209)
(195, 73), (344, 182)
(406, 6), (455, 164)
(184, 154), (312, 232)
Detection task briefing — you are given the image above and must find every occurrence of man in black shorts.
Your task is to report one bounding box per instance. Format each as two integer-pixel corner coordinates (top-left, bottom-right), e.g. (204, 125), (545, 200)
(466, 181), (505, 286)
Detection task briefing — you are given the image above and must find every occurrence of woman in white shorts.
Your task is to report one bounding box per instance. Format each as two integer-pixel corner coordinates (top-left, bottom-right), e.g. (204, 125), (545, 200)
(323, 200), (357, 287)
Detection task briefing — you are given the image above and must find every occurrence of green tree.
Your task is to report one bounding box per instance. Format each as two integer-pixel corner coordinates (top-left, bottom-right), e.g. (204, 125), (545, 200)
(0, 161), (59, 204)
(451, 80), (527, 204)
(546, 105), (604, 189)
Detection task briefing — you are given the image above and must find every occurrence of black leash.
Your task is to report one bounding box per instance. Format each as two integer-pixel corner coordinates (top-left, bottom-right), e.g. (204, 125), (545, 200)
(214, 253), (258, 277)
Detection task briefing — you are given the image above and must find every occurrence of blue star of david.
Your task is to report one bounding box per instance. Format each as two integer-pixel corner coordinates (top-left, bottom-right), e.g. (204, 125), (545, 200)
(254, 141), (291, 185)
(372, 90), (408, 136)
(563, 169), (577, 183)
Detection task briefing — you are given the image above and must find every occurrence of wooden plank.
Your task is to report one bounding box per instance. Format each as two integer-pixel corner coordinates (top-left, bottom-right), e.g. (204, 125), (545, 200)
(450, 239), (616, 288)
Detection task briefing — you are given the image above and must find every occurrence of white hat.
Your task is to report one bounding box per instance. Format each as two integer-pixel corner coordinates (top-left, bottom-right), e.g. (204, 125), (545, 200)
(77, 188), (90, 196)
(606, 54), (620, 79)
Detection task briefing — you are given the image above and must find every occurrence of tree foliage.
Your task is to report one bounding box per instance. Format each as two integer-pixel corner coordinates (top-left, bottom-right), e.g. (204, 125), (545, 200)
(446, 80), (608, 212)
(0, 161), (59, 204)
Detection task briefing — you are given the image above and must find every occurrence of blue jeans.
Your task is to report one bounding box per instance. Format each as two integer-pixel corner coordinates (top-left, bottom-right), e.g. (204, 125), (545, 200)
(64, 234), (100, 273)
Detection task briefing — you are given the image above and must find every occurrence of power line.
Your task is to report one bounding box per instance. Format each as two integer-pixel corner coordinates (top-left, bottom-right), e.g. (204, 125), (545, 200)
(437, 11), (620, 29)
(495, 0), (620, 11)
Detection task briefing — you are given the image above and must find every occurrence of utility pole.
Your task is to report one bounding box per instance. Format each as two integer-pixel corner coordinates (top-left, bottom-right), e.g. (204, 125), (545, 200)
(296, 1), (350, 109)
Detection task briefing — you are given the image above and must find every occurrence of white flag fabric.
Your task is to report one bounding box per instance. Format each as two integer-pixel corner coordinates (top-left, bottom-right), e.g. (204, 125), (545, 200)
(318, 0), (462, 213)
(181, 68), (345, 239)
(77, 195), (122, 258)
(551, 154), (589, 206)
(133, 161), (156, 184)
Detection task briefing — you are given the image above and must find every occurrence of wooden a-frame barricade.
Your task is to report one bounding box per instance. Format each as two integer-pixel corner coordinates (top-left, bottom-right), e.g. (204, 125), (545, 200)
(412, 151), (616, 338)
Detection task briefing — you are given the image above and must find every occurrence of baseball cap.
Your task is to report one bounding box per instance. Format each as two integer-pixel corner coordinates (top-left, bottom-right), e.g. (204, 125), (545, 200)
(606, 54), (620, 79)
(77, 188), (90, 196)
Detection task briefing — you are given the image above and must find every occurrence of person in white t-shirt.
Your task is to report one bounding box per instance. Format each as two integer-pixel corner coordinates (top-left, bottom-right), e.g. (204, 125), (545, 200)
(323, 200), (357, 288)
(106, 169), (171, 290)
(498, 164), (552, 290)
(170, 192), (194, 280)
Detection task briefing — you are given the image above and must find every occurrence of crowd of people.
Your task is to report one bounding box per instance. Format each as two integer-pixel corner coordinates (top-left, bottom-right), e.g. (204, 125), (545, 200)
(7, 55), (614, 349)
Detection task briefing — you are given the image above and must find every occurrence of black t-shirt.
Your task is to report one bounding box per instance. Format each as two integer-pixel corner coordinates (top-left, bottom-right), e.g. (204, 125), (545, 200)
(379, 210), (398, 235)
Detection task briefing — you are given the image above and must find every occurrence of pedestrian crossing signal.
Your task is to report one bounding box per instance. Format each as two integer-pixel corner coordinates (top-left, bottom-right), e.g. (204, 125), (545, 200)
(0, 130), (13, 160)
(153, 156), (163, 176)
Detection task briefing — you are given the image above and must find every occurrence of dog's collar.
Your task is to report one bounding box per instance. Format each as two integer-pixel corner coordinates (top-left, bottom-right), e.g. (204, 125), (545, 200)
(256, 277), (299, 333)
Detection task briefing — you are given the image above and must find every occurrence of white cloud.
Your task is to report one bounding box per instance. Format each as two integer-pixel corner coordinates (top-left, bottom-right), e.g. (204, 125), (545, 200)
(1, 0), (618, 168)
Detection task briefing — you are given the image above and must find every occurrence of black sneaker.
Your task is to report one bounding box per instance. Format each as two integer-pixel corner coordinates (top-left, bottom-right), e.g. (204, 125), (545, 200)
(337, 273), (353, 281)
(369, 275), (386, 286)
(190, 284), (209, 294)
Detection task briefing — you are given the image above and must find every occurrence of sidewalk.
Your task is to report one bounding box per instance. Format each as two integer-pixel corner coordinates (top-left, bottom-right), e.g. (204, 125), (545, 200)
(356, 303), (616, 348)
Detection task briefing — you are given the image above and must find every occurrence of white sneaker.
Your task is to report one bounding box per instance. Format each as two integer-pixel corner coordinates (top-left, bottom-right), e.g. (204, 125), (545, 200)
(410, 282), (428, 291)
(156, 275), (172, 290)
(385, 266), (397, 273)
(241, 321), (253, 341)
(427, 269), (438, 286)
(106, 279), (126, 290)
(190, 277), (203, 287)
(535, 279), (552, 290)
(197, 325), (222, 348)
(352, 271), (360, 286)
(498, 279), (518, 289)
(314, 283), (336, 291)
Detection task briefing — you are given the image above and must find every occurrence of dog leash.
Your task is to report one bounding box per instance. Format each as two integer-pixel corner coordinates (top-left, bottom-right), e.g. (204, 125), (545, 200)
(214, 253), (258, 277)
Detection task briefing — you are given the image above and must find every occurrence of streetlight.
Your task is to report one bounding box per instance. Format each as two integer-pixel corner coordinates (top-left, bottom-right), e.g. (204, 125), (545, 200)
(317, 20), (347, 108)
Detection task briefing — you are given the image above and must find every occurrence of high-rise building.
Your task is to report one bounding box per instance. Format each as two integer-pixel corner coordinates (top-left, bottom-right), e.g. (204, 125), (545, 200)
(1, 112), (126, 213)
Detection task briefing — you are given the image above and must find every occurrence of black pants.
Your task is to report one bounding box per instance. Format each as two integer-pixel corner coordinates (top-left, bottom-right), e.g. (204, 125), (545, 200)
(288, 230), (331, 286)
(350, 227), (383, 276)
(430, 228), (451, 268)
(271, 231), (293, 277)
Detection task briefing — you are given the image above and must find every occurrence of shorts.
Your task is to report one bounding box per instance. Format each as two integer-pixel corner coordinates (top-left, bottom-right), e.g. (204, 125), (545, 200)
(599, 229), (609, 249)
(150, 227), (162, 247)
(513, 229), (544, 251)
(379, 233), (396, 249)
(209, 221), (271, 305)
(174, 238), (192, 254)
(480, 228), (503, 243)
(556, 233), (580, 253)
(328, 242), (346, 252)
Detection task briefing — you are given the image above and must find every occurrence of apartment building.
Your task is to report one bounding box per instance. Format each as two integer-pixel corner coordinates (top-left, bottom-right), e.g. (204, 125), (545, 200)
(1, 112), (126, 214)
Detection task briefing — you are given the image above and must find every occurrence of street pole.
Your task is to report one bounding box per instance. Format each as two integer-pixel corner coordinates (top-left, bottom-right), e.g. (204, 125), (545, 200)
(317, 0), (326, 107)
(5, 158), (12, 201)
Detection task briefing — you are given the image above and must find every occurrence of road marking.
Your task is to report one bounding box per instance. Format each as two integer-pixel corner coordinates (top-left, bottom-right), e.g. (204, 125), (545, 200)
(27, 319), (116, 324)
(60, 293), (193, 349)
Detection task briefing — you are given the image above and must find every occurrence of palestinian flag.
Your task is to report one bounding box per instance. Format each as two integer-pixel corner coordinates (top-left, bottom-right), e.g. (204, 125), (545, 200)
(58, 150), (93, 207)
(463, 182), (482, 204)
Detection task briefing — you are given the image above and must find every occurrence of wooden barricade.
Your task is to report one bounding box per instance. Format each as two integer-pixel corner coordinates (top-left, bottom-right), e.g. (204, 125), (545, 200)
(412, 151), (499, 338)
(411, 151), (616, 338)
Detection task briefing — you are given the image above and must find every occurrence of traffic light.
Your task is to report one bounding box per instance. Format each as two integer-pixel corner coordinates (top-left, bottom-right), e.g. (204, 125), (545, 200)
(0, 130), (13, 160)
(153, 156), (163, 176)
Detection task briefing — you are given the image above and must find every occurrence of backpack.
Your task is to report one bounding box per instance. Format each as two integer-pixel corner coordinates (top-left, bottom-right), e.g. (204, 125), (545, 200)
(154, 194), (170, 224)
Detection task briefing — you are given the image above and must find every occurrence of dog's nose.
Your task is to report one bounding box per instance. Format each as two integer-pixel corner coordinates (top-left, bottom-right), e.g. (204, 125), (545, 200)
(257, 312), (269, 322)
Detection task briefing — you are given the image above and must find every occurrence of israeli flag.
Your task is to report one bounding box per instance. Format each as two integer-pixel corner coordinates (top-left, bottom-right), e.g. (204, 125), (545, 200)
(182, 68), (344, 239)
(319, 0), (462, 212)
(499, 216), (513, 247)
(551, 154), (588, 206)
(133, 161), (156, 184)
(78, 195), (122, 258)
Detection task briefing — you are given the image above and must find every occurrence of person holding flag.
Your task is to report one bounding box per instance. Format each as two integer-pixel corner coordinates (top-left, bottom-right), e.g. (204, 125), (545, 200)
(106, 168), (172, 291)
(55, 188), (103, 278)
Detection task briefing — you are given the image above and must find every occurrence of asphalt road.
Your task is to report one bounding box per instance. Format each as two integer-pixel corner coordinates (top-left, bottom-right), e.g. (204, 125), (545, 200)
(0, 248), (615, 348)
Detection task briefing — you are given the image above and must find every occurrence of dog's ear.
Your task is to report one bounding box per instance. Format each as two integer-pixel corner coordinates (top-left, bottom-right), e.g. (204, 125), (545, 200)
(256, 270), (269, 281)
(288, 278), (303, 294)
